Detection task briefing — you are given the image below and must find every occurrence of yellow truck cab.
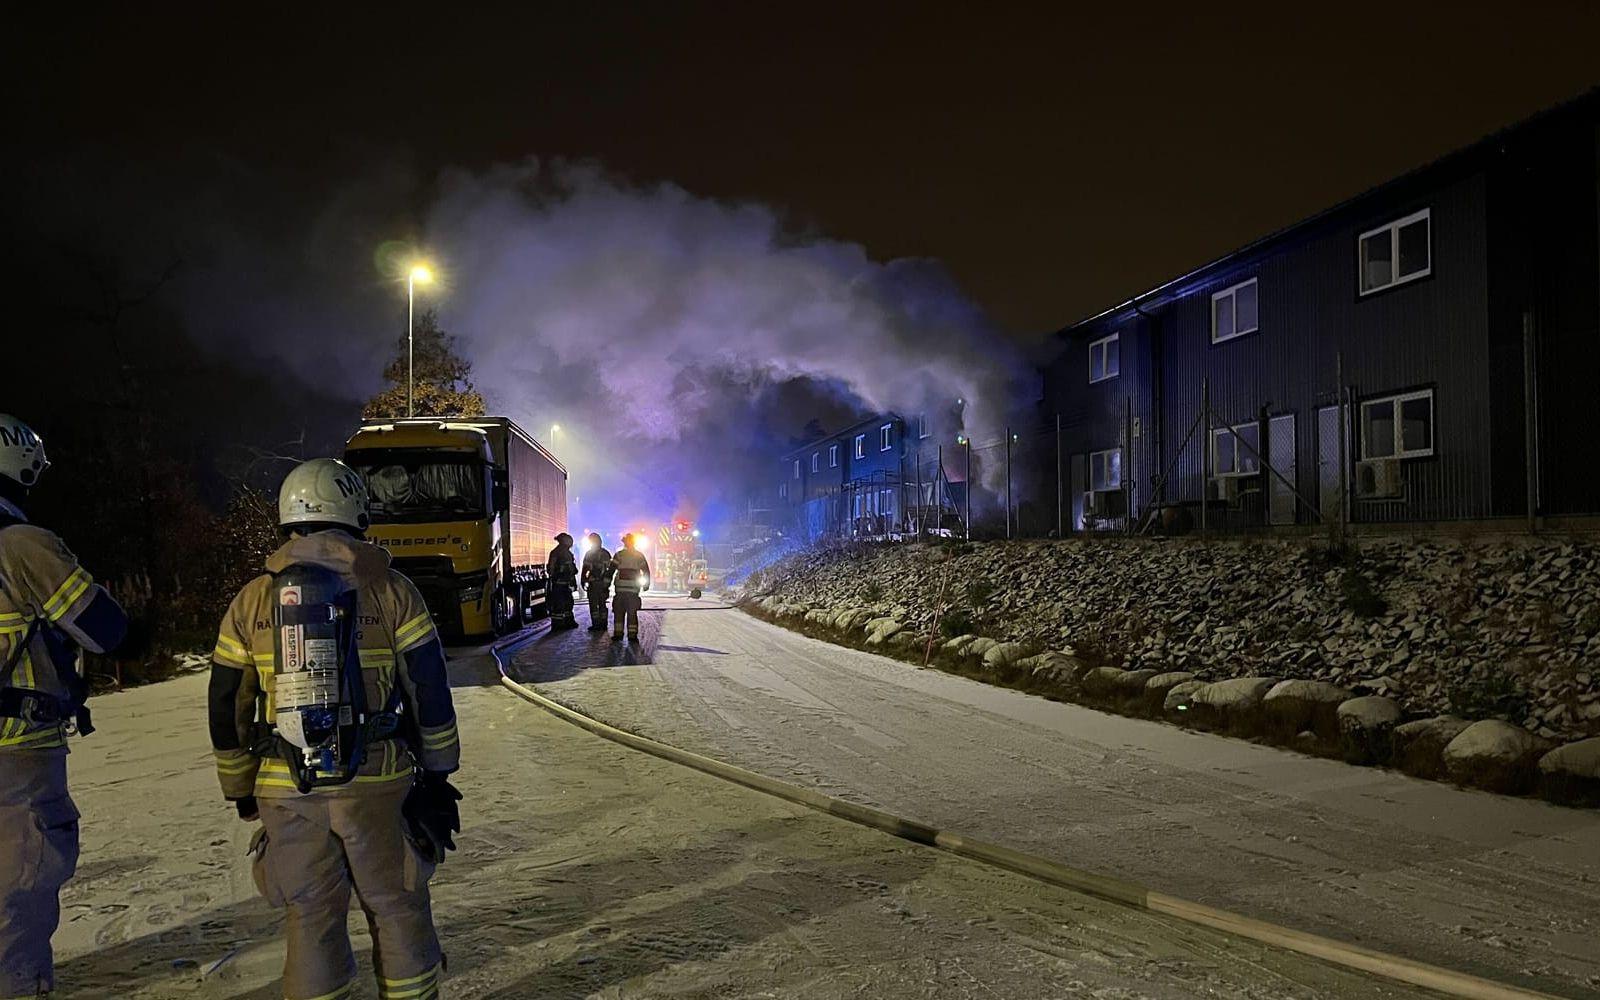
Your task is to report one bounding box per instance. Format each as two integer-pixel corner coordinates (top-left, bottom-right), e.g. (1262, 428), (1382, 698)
(345, 417), (567, 637)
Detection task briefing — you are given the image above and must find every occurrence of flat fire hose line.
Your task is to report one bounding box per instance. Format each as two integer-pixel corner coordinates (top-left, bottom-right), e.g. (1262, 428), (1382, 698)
(489, 637), (1562, 1000)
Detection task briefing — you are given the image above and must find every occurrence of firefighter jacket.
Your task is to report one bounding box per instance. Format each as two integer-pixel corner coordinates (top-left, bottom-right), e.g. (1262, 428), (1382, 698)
(611, 549), (650, 595)
(209, 530), (459, 800)
(581, 547), (613, 590)
(0, 515), (114, 755)
(546, 544), (578, 588)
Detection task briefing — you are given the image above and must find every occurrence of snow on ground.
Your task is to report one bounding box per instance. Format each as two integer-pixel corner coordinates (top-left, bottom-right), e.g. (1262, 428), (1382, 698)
(513, 597), (1600, 999)
(50, 640), (1439, 998)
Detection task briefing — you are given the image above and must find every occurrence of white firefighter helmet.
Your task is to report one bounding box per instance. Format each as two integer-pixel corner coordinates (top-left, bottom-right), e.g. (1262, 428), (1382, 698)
(0, 414), (49, 490)
(278, 458), (370, 532)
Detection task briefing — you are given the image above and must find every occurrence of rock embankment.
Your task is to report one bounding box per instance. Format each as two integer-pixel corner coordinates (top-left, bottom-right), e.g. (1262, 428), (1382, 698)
(733, 535), (1600, 807)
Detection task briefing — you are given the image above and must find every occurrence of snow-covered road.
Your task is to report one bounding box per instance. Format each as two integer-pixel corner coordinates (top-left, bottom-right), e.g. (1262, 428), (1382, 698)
(48, 637), (1433, 999)
(511, 596), (1600, 998)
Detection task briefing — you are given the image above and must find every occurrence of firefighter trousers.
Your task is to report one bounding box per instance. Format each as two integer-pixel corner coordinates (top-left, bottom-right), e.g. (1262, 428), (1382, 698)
(586, 587), (608, 628)
(613, 592), (641, 637)
(253, 782), (443, 1000)
(0, 752), (78, 999)
(549, 582), (576, 624)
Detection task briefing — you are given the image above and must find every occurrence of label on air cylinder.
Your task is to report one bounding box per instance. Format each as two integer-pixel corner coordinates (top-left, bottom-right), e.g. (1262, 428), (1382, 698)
(304, 638), (337, 670)
(281, 625), (304, 674)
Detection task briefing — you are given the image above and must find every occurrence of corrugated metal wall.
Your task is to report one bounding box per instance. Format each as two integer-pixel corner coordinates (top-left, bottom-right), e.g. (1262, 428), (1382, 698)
(1046, 170), (1507, 526)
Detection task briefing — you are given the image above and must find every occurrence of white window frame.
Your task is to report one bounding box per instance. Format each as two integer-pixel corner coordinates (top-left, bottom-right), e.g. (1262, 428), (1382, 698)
(917, 413), (930, 439)
(779, 482), (787, 499)
(1088, 448), (1121, 491)
(1088, 333), (1119, 384)
(828, 443), (839, 467)
(879, 423), (893, 452)
(1210, 278), (1259, 343)
(1358, 208), (1431, 296)
(792, 459), (800, 479)
(1210, 422), (1262, 478)
(811, 452), (820, 474)
(853, 434), (866, 460)
(1360, 389), (1435, 460)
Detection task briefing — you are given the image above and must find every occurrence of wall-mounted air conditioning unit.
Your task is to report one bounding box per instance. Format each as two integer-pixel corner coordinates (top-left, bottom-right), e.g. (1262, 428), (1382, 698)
(1355, 458), (1403, 499)
(1208, 476), (1241, 503)
(1083, 489), (1127, 518)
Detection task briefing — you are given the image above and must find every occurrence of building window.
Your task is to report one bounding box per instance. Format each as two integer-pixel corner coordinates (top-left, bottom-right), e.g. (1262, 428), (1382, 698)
(792, 460), (800, 479)
(829, 443), (839, 467)
(811, 453), (820, 474)
(1361, 389), (1434, 459)
(1211, 278), (1259, 343)
(1089, 448), (1121, 491)
(853, 434), (866, 459)
(917, 413), (930, 439)
(1359, 208), (1431, 295)
(879, 423), (893, 451)
(1088, 333), (1120, 383)
(1211, 422), (1261, 476)
(779, 483), (787, 499)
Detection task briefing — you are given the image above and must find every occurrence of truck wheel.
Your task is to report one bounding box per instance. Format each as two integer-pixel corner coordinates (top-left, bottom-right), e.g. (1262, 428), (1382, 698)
(492, 586), (514, 636)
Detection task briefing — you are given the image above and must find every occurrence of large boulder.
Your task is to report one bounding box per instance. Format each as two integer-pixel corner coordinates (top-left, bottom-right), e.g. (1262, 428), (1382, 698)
(864, 619), (907, 646)
(1187, 677), (1279, 733)
(1442, 720), (1552, 794)
(1263, 680), (1353, 744)
(804, 608), (834, 626)
(1336, 696), (1403, 765)
(1537, 738), (1600, 807)
(1080, 667), (1127, 700)
(1141, 671), (1196, 716)
(943, 634), (978, 655)
(1162, 680), (1206, 719)
(1030, 651), (1086, 688)
(964, 637), (999, 660)
(982, 642), (1030, 674)
(835, 608), (875, 632)
(863, 616), (899, 636)
(1392, 716), (1472, 780)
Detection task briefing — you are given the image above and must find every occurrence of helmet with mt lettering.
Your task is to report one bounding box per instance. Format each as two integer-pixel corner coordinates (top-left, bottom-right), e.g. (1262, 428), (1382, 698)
(0, 414), (49, 495)
(278, 458), (370, 533)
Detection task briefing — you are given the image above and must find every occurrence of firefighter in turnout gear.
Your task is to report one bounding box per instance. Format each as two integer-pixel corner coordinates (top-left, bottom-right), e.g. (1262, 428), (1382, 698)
(580, 533), (612, 632)
(610, 533), (650, 641)
(208, 458), (460, 1000)
(545, 532), (578, 629)
(0, 415), (128, 999)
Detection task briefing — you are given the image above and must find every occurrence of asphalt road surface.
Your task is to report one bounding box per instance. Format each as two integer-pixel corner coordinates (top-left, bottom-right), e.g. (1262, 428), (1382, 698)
(506, 595), (1600, 998)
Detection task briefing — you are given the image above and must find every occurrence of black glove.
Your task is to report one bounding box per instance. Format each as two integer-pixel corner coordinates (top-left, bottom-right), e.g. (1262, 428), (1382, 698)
(233, 796), (259, 822)
(403, 772), (462, 863)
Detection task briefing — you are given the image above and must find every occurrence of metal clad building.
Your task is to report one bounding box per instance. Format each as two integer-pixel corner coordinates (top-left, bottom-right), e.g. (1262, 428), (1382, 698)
(1044, 90), (1600, 530)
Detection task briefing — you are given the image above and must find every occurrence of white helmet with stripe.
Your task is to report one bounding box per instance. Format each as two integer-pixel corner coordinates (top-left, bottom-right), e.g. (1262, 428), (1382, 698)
(278, 458), (370, 532)
(0, 414), (49, 490)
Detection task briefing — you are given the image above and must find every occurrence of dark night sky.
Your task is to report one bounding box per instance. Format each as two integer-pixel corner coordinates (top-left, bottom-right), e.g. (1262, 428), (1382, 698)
(11, 3), (1599, 339)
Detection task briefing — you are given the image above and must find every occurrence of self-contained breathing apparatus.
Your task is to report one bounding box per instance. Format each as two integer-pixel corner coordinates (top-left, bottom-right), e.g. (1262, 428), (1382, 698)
(0, 616), (94, 738)
(253, 563), (400, 793)
(0, 521), (94, 739)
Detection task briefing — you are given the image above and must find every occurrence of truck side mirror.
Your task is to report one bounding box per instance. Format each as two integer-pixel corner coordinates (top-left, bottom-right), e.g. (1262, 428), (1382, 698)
(492, 468), (510, 510)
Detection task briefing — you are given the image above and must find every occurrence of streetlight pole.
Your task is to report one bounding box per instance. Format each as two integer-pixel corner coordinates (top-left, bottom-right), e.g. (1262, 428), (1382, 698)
(406, 264), (432, 418)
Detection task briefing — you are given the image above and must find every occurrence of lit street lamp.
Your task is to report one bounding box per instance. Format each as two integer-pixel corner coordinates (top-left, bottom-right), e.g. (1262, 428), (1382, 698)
(407, 264), (433, 417)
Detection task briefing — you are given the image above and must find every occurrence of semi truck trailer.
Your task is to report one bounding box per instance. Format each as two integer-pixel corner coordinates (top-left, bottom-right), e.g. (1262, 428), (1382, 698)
(345, 416), (568, 637)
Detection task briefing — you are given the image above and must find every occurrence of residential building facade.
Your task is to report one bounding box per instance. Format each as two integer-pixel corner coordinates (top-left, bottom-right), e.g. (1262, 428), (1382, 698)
(777, 413), (959, 540)
(1044, 90), (1600, 532)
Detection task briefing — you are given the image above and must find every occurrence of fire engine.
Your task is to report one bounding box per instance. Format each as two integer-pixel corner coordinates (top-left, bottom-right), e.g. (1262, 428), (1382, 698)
(656, 518), (699, 591)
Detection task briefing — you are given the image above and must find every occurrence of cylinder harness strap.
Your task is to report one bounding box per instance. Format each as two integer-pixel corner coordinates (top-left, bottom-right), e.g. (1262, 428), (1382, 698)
(247, 586), (404, 793)
(0, 571), (95, 737)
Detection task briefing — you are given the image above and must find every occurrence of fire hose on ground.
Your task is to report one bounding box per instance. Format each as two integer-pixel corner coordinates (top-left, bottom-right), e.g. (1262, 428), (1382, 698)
(489, 630), (1562, 1000)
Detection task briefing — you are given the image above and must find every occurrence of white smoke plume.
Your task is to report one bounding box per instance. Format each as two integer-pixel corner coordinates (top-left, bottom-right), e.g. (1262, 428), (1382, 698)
(424, 161), (1033, 531)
